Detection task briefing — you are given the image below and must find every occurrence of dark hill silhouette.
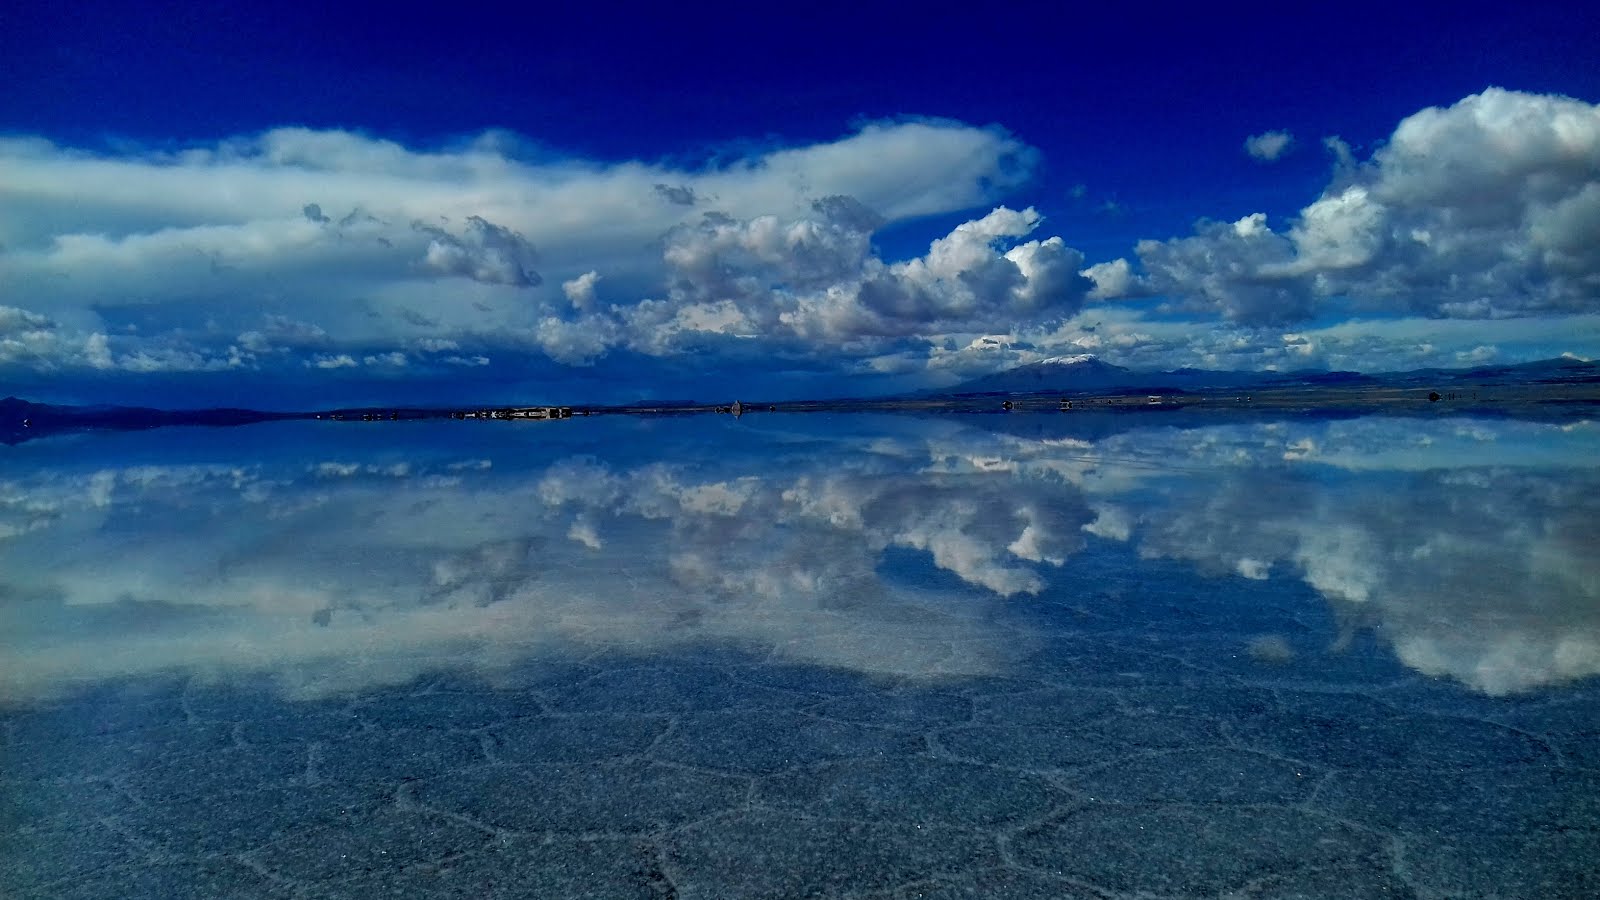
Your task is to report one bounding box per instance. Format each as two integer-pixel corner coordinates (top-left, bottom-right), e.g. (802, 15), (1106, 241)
(1, 397), (296, 445)
(937, 355), (1598, 397)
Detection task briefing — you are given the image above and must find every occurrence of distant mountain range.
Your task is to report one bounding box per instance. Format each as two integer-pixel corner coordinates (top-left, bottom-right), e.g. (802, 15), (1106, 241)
(0, 397), (297, 445)
(937, 355), (1600, 397)
(4, 356), (1598, 444)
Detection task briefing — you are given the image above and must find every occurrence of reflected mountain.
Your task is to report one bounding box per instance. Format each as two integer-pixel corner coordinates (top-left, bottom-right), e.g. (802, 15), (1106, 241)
(1, 412), (1597, 702)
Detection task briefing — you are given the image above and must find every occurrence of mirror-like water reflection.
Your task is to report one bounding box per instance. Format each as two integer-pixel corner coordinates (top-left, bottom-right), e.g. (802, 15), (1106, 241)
(3, 412), (1597, 897)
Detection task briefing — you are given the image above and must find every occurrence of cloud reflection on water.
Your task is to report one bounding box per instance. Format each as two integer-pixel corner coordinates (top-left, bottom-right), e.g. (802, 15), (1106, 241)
(1, 414), (1596, 702)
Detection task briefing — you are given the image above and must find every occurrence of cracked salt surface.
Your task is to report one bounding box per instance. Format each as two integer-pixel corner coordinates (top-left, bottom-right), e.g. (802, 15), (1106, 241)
(2, 412), (1598, 898)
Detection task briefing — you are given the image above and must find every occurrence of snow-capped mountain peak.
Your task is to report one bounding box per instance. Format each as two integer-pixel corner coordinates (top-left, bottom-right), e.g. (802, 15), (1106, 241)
(1035, 354), (1100, 366)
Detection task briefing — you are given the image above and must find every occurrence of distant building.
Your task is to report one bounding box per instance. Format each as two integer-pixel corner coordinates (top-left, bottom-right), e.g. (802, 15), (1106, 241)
(507, 407), (573, 419)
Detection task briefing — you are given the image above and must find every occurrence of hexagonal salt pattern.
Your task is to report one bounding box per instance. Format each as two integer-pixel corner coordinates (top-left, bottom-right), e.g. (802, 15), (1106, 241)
(7, 617), (1594, 899)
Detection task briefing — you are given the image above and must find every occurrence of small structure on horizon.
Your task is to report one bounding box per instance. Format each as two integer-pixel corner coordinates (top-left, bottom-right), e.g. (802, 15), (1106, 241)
(508, 406), (572, 419)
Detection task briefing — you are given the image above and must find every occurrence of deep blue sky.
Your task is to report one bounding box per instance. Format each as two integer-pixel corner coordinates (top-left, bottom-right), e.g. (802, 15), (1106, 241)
(2, 1), (1598, 406)
(9, 1), (1595, 249)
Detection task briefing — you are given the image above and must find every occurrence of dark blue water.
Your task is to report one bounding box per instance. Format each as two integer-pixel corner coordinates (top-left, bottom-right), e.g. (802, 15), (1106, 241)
(3, 412), (1597, 898)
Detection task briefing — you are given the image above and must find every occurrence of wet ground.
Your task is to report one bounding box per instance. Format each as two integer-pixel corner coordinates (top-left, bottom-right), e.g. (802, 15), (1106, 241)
(3, 413), (1597, 898)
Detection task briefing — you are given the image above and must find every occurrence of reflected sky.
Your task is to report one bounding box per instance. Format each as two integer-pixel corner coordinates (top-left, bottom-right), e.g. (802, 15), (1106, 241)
(2, 411), (1597, 703)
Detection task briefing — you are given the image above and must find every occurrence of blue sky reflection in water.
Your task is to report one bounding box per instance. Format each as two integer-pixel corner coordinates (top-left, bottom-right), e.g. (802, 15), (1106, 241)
(3, 413), (1598, 896)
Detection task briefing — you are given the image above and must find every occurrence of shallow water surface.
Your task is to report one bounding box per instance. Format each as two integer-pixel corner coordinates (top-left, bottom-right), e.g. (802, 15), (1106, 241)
(3, 411), (1597, 898)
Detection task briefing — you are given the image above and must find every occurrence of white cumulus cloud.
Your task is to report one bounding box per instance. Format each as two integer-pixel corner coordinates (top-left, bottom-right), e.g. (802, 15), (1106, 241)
(1120, 89), (1600, 325)
(1244, 129), (1294, 161)
(0, 120), (1035, 383)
